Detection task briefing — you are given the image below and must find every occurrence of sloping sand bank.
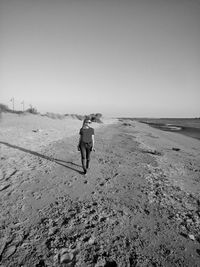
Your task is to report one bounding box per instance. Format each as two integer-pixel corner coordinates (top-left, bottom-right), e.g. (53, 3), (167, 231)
(0, 115), (200, 266)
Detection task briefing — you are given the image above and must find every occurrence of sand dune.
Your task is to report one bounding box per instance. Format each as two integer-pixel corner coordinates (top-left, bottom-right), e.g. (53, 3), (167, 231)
(0, 113), (116, 150)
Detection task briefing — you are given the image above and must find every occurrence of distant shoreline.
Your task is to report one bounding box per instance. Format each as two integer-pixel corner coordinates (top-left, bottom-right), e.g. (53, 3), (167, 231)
(120, 118), (200, 141)
(142, 122), (200, 140)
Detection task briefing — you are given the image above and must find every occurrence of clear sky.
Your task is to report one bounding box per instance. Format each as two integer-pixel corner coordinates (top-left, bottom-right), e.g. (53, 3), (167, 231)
(1, 0), (200, 117)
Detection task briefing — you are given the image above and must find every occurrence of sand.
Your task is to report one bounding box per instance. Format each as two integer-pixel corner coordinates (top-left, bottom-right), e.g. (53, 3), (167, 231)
(0, 114), (200, 266)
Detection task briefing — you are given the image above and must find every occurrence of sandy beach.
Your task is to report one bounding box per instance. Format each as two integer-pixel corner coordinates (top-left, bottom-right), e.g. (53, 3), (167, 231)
(0, 114), (200, 266)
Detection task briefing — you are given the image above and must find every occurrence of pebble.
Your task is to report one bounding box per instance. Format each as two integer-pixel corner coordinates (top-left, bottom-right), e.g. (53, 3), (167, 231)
(88, 235), (96, 245)
(0, 182), (10, 191)
(188, 234), (195, 241)
(48, 227), (58, 236)
(32, 129), (42, 133)
(172, 147), (180, 151)
(3, 245), (16, 258)
(94, 258), (106, 267)
(60, 248), (69, 255)
(60, 252), (74, 264)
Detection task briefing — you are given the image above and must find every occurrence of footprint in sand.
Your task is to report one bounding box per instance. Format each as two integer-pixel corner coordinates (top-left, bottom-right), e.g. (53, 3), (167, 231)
(66, 180), (73, 187)
(32, 191), (42, 200)
(0, 182), (11, 192)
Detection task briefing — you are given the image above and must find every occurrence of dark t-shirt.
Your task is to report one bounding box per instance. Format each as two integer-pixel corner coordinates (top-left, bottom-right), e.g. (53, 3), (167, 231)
(79, 127), (94, 143)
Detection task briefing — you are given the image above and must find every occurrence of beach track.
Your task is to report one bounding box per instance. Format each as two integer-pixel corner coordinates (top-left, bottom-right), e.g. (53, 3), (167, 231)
(0, 119), (200, 266)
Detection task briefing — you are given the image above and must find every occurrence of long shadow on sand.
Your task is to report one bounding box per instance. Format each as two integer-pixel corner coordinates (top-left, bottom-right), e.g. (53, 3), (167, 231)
(53, 159), (81, 168)
(0, 141), (83, 175)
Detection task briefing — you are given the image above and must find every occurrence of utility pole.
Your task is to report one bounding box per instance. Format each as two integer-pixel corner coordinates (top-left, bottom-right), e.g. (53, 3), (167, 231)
(10, 97), (14, 111)
(21, 101), (25, 111)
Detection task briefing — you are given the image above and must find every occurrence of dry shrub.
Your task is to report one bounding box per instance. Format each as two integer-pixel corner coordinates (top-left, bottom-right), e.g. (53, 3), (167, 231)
(0, 103), (24, 115)
(0, 103), (9, 112)
(90, 113), (103, 123)
(45, 112), (65, 119)
(75, 114), (85, 120)
(65, 114), (84, 120)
